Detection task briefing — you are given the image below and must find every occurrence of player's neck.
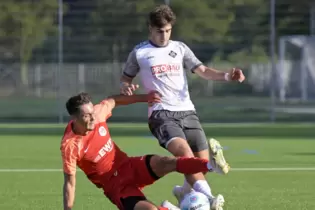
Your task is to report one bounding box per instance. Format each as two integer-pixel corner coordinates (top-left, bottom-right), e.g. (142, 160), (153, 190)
(148, 39), (169, 48)
(71, 122), (88, 136)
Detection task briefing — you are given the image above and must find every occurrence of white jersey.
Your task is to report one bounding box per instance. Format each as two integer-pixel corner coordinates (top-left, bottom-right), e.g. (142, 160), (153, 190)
(123, 40), (202, 116)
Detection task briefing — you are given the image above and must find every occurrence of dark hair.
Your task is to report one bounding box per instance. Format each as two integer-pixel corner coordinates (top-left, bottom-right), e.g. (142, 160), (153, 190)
(148, 4), (176, 28)
(66, 92), (91, 115)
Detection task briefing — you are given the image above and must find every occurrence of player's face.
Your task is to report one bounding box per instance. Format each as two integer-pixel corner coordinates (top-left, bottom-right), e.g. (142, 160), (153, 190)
(76, 102), (96, 132)
(149, 23), (172, 47)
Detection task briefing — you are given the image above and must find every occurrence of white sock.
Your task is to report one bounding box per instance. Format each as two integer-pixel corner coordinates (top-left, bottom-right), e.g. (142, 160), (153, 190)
(181, 179), (192, 194)
(193, 180), (214, 199)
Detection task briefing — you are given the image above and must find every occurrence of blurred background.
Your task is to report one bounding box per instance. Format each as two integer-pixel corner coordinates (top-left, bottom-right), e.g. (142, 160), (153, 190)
(1, 2), (315, 210)
(0, 0), (315, 123)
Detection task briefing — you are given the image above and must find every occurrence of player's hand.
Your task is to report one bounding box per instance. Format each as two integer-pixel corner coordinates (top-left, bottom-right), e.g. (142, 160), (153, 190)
(229, 68), (245, 83)
(120, 82), (139, 96)
(147, 90), (162, 104)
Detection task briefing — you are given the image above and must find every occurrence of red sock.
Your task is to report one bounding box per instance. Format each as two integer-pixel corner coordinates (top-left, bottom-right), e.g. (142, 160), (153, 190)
(158, 207), (168, 210)
(176, 157), (209, 174)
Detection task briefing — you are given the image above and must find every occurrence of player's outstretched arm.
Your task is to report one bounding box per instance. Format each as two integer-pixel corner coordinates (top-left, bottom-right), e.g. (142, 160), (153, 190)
(181, 42), (245, 82)
(63, 173), (76, 210)
(105, 91), (162, 111)
(95, 91), (161, 122)
(194, 65), (245, 82)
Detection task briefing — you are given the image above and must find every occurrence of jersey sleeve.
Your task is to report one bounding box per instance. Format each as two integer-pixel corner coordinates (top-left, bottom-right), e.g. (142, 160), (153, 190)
(181, 42), (203, 73)
(94, 100), (112, 123)
(61, 139), (78, 175)
(122, 49), (140, 78)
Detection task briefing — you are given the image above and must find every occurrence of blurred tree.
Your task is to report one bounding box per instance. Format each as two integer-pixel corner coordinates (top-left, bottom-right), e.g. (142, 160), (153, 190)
(276, 0), (311, 36)
(51, 0), (313, 64)
(60, 0), (97, 63)
(88, 0), (235, 62)
(163, 0), (234, 43)
(89, 0), (151, 62)
(213, 0), (312, 64)
(0, 1), (59, 87)
(214, 0), (268, 63)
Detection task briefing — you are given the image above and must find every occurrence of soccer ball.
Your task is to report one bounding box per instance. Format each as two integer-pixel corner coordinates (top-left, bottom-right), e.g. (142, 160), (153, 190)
(179, 191), (210, 210)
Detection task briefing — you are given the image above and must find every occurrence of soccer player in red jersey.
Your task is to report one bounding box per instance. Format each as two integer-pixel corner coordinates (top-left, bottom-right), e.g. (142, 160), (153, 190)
(61, 92), (217, 210)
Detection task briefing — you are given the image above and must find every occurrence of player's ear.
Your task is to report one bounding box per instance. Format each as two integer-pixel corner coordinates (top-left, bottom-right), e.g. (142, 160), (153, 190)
(149, 25), (152, 33)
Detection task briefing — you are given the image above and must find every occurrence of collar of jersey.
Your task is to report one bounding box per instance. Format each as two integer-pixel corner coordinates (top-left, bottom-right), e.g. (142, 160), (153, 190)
(149, 40), (169, 48)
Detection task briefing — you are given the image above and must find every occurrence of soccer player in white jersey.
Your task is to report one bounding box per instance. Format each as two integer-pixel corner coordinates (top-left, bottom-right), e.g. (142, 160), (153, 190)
(120, 4), (245, 210)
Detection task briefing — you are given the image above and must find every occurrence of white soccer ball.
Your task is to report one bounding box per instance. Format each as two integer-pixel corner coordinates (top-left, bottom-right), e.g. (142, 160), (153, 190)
(179, 191), (210, 210)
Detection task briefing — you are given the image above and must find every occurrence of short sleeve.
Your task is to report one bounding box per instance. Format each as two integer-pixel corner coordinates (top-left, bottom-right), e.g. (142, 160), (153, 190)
(94, 100), (112, 122)
(123, 49), (140, 78)
(181, 42), (203, 73)
(61, 140), (78, 175)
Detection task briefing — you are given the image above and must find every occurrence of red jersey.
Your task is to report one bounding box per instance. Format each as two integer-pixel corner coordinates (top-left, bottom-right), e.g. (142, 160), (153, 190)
(60, 100), (129, 190)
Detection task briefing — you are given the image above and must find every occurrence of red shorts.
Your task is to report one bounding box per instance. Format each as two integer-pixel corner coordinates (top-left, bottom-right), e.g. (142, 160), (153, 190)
(103, 155), (159, 210)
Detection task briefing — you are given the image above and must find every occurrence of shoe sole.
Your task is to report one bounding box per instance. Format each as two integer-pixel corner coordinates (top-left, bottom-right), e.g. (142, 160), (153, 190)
(208, 138), (230, 174)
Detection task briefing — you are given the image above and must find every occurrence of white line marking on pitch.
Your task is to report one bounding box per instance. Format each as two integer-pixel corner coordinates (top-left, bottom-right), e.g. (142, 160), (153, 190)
(0, 169), (62, 172)
(0, 168), (315, 172)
